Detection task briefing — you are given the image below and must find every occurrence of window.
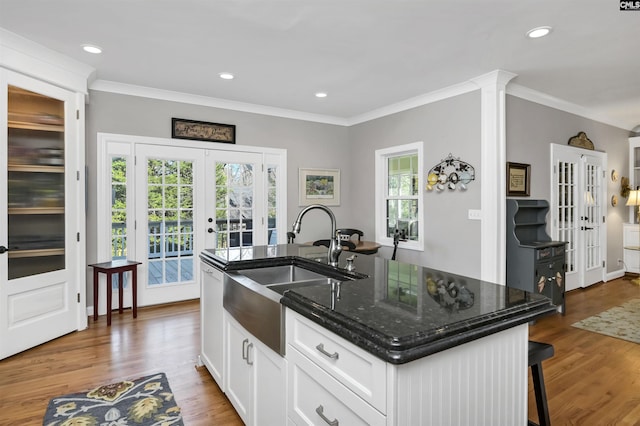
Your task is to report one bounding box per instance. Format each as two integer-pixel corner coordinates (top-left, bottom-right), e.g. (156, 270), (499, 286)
(375, 142), (424, 250)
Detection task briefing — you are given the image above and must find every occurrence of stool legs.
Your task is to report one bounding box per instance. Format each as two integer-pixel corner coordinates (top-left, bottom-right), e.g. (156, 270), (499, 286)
(531, 362), (551, 426)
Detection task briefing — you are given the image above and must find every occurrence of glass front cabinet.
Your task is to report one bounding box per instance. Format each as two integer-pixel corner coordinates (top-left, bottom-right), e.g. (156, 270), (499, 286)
(7, 84), (67, 279)
(1, 34), (91, 359)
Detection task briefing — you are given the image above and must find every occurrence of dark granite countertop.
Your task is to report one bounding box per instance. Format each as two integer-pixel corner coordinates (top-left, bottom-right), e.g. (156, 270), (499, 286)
(201, 244), (557, 364)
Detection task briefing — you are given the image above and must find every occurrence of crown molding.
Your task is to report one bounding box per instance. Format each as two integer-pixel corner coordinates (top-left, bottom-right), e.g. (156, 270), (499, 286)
(90, 79), (350, 126)
(0, 28), (94, 94)
(506, 83), (632, 131)
(346, 80), (479, 126)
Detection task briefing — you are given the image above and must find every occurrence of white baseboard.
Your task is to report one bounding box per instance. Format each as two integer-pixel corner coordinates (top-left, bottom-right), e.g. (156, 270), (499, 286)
(605, 268), (626, 282)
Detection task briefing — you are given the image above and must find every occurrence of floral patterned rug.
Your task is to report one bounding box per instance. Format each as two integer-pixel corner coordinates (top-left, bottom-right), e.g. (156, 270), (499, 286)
(43, 372), (184, 426)
(572, 299), (640, 344)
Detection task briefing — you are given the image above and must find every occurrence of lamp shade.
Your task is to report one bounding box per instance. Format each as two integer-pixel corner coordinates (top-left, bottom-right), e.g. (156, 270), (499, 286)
(627, 190), (640, 206)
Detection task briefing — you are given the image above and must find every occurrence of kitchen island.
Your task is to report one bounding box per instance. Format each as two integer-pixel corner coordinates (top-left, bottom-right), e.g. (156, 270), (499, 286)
(200, 244), (556, 425)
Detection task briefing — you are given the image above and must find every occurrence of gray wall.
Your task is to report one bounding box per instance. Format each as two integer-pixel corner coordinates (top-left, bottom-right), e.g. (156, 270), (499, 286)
(506, 95), (630, 274)
(348, 91), (482, 278)
(84, 89), (629, 303)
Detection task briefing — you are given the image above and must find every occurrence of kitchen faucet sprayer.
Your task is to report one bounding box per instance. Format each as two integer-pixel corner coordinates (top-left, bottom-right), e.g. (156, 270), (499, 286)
(291, 204), (342, 267)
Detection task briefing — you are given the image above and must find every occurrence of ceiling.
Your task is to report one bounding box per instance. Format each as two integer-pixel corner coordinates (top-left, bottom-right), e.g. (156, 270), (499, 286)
(1, 0), (639, 129)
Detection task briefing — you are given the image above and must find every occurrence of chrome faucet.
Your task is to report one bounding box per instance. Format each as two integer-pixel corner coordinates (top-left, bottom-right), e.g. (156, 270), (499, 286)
(291, 204), (342, 267)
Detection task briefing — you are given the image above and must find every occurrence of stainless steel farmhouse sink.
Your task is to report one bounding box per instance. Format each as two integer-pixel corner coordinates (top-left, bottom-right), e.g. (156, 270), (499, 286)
(223, 262), (361, 355)
(238, 264), (328, 285)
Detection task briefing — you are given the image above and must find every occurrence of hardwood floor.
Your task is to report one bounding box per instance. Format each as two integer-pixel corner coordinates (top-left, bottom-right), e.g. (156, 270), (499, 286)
(528, 276), (640, 426)
(0, 300), (243, 426)
(0, 277), (638, 425)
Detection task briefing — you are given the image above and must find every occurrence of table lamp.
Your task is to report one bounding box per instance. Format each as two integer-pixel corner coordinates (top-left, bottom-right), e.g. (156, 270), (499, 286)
(626, 190), (640, 223)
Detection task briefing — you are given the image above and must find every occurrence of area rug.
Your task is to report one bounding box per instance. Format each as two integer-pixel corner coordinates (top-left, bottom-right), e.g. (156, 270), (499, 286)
(43, 372), (184, 426)
(572, 298), (640, 344)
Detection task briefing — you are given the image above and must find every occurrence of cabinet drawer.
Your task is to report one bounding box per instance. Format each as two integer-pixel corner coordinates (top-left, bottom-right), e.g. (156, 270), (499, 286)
(287, 346), (386, 426)
(286, 310), (387, 413)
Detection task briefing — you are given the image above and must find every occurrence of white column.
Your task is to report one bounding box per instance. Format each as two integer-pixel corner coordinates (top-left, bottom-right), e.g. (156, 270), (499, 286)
(471, 70), (517, 285)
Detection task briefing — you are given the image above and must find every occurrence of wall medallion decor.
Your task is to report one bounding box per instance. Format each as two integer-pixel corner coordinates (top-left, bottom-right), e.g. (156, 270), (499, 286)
(426, 153), (475, 192)
(567, 131), (594, 150)
(171, 117), (236, 143)
(506, 162), (531, 197)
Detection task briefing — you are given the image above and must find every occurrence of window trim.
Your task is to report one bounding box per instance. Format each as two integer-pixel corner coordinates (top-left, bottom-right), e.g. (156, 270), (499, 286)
(375, 141), (424, 251)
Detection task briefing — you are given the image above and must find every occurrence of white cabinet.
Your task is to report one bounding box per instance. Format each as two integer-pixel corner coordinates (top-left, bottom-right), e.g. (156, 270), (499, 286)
(1, 29), (91, 360)
(224, 311), (286, 426)
(623, 223), (640, 273)
(286, 309), (387, 425)
(200, 262), (224, 389)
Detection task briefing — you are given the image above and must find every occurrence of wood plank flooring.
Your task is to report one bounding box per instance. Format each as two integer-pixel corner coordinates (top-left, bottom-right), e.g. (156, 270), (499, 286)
(528, 276), (640, 426)
(0, 276), (638, 425)
(0, 300), (242, 426)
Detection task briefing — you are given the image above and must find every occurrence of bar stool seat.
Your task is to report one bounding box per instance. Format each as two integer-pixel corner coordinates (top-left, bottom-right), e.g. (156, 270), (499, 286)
(528, 340), (554, 426)
(90, 259), (142, 326)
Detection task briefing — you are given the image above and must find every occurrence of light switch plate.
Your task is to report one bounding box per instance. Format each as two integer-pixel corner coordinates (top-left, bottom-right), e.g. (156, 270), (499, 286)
(468, 209), (482, 220)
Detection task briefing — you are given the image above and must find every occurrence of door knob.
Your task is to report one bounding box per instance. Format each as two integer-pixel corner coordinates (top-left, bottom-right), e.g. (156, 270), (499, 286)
(208, 218), (213, 223)
(0, 246), (8, 254)
(208, 228), (214, 233)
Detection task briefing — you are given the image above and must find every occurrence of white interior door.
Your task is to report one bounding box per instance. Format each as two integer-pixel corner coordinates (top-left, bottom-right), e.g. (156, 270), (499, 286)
(551, 144), (606, 291)
(0, 71), (80, 359)
(134, 144), (205, 306)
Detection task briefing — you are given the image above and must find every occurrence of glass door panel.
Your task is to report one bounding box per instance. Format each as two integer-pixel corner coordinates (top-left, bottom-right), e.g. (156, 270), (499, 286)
(214, 157), (261, 249)
(7, 85), (65, 280)
(146, 158), (195, 286)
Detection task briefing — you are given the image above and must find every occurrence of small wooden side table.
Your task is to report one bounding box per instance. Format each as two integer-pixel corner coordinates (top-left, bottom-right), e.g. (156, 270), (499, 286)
(89, 259), (142, 326)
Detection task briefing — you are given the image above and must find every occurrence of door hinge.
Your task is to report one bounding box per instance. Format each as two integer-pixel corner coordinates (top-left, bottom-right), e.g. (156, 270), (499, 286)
(77, 293), (80, 303)
(603, 260), (606, 268)
(76, 110), (80, 120)
(134, 220), (137, 230)
(134, 156), (137, 166)
(553, 165), (556, 174)
(77, 170), (80, 181)
(77, 232), (80, 242)
(603, 216), (605, 223)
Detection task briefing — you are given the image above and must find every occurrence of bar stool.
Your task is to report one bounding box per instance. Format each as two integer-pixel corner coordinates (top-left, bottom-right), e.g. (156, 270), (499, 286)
(90, 259), (142, 326)
(528, 340), (554, 426)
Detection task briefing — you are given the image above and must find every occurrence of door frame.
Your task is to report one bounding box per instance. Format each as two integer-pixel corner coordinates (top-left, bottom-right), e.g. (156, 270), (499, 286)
(96, 133), (287, 313)
(550, 143), (607, 290)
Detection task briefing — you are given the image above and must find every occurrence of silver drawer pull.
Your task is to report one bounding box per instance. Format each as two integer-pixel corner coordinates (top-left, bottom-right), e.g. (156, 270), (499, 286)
(316, 405), (339, 426)
(316, 343), (339, 360)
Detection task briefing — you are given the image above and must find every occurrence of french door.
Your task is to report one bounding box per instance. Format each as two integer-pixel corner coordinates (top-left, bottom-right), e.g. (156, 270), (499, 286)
(551, 144), (607, 291)
(134, 144), (205, 306)
(97, 133), (287, 311)
(205, 151), (265, 250)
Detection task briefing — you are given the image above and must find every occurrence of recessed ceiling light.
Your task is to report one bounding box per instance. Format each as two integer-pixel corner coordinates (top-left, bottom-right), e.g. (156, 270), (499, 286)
(82, 44), (102, 54)
(526, 26), (552, 39)
(315, 92), (327, 98)
(219, 72), (234, 80)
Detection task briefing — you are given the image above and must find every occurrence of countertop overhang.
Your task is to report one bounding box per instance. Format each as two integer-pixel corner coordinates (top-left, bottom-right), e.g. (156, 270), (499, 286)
(201, 244), (557, 364)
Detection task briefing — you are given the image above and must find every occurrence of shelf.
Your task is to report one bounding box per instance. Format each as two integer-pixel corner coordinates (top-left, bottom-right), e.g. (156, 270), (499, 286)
(8, 120), (64, 132)
(8, 164), (64, 173)
(8, 207), (64, 215)
(8, 248), (64, 259)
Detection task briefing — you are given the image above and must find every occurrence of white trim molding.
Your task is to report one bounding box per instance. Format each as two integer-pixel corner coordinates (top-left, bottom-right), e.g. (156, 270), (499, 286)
(471, 70), (517, 285)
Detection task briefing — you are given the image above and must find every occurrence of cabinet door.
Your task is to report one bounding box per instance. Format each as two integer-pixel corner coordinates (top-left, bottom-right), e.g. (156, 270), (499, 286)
(200, 263), (224, 389)
(0, 70), (80, 360)
(225, 314), (253, 425)
(254, 339), (286, 426)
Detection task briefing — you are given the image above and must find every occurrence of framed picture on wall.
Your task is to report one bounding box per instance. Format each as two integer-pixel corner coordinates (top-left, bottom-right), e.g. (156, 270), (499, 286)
(507, 162), (531, 196)
(299, 168), (341, 206)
